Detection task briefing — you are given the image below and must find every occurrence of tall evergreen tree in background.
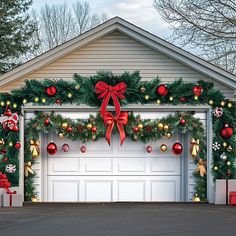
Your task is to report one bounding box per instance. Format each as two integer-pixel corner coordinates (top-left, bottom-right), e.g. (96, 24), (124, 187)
(0, 0), (36, 75)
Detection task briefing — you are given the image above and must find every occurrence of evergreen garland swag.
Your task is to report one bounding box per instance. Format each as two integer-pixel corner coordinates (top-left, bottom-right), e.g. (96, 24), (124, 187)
(0, 71), (235, 202)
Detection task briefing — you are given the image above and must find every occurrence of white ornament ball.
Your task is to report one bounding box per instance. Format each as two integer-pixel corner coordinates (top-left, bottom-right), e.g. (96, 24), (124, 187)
(5, 164), (16, 173)
(213, 107), (223, 118)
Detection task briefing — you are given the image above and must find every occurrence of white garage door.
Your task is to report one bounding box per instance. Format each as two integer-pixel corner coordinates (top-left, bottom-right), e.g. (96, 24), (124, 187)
(44, 134), (182, 202)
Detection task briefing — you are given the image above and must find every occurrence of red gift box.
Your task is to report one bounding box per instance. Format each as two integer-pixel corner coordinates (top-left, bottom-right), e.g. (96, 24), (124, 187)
(229, 192), (236, 206)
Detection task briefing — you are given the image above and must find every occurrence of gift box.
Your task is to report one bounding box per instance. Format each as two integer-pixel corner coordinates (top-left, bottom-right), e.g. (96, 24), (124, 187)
(2, 191), (23, 207)
(215, 179), (236, 205)
(0, 188), (6, 207)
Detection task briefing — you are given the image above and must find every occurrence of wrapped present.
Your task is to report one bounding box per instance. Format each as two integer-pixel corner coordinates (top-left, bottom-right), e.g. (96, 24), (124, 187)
(0, 188), (6, 207)
(2, 189), (23, 207)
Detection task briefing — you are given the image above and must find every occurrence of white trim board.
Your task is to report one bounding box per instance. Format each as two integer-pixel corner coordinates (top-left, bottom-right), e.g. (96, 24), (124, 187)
(0, 17), (235, 89)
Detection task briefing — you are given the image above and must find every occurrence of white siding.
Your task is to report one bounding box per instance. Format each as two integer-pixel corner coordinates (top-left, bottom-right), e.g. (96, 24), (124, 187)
(1, 31), (234, 98)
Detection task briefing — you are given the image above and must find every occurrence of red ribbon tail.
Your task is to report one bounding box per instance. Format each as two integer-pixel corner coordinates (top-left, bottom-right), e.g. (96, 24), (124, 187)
(105, 123), (114, 145)
(117, 123), (126, 145)
(100, 94), (110, 118)
(111, 93), (121, 117)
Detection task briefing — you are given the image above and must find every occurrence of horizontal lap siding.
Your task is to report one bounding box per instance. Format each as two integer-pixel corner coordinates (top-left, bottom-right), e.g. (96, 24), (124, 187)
(1, 31), (234, 98)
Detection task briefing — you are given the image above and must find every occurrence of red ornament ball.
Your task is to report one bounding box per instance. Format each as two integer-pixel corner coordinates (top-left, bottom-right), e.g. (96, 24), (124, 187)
(46, 86), (57, 96)
(3, 157), (8, 162)
(80, 145), (86, 153)
(192, 85), (203, 96)
(179, 97), (186, 102)
(47, 141), (57, 155)
(227, 169), (232, 177)
(44, 118), (50, 126)
(4, 108), (12, 117)
(146, 145), (152, 153)
(172, 142), (183, 155)
(62, 143), (70, 152)
(77, 125), (84, 132)
(91, 126), (97, 133)
(55, 99), (61, 105)
(66, 127), (73, 133)
(15, 142), (21, 150)
(156, 84), (168, 96)
(220, 124), (233, 139)
(133, 126), (139, 133)
(179, 118), (186, 125)
(0, 148), (7, 155)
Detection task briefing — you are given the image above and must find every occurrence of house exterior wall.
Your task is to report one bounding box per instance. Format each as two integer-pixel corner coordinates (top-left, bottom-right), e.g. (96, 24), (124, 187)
(0, 31), (234, 99)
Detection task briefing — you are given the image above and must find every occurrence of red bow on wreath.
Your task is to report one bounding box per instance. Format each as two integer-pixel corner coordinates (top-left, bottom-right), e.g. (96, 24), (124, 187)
(95, 81), (127, 117)
(103, 111), (128, 145)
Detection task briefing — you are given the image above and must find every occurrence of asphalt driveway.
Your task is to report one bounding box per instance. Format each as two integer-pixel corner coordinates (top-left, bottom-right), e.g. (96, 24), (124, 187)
(0, 203), (236, 236)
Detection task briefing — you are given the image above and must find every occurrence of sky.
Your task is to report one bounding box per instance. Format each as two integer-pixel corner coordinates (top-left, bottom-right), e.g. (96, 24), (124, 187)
(32, 0), (172, 38)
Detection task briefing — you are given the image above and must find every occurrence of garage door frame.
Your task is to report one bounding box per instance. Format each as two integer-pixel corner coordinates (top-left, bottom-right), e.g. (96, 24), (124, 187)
(20, 105), (213, 203)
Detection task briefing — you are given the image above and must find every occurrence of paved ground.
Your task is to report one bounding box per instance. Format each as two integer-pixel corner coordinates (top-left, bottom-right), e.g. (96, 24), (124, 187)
(0, 203), (236, 236)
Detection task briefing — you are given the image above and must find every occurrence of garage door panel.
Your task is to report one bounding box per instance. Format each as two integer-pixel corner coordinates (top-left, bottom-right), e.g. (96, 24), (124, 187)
(84, 158), (113, 173)
(85, 138), (114, 154)
(116, 158), (146, 173)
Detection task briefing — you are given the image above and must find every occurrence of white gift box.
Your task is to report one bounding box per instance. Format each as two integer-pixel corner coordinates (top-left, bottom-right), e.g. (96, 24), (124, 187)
(215, 179), (236, 205)
(2, 193), (23, 207)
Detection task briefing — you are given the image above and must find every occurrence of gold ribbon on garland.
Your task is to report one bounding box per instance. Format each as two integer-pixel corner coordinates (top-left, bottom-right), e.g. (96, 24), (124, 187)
(196, 159), (206, 177)
(30, 140), (40, 159)
(24, 161), (34, 177)
(190, 138), (200, 158)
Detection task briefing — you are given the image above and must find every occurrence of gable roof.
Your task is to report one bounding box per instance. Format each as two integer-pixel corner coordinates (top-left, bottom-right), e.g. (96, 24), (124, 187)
(0, 16), (236, 91)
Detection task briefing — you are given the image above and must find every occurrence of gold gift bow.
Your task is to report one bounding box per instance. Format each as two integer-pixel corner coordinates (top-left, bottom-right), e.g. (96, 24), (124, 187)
(30, 140), (40, 159)
(24, 161), (34, 177)
(196, 159), (206, 177)
(190, 138), (200, 158)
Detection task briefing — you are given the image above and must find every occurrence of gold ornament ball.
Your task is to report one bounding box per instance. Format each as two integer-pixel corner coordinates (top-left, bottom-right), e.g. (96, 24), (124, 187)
(209, 100), (214, 105)
(61, 122), (69, 130)
(58, 133), (64, 139)
(75, 84), (81, 90)
(140, 87), (146, 93)
(156, 99), (161, 105)
(86, 123), (92, 130)
(133, 135), (138, 141)
(91, 134), (96, 141)
(227, 145), (233, 152)
(42, 98), (46, 103)
(160, 143), (167, 152)
(194, 95), (199, 100)
(13, 103), (17, 108)
(6, 100), (11, 105)
(34, 97), (39, 103)
(0, 101), (5, 106)
(227, 102), (233, 108)
(223, 142), (227, 148)
(157, 122), (164, 130)
(221, 101), (225, 106)
(193, 194), (201, 202)
(214, 166), (218, 171)
(169, 96), (174, 101)
(9, 142), (13, 147)
(23, 99), (27, 104)
(163, 124), (169, 131)
(227, 161), (231, 166)
(0, 139), (4, 146)
(138, 123), (143, 130)
(68, 92), (73, 98)
(144, 95), (149, 100)
(166, 132), (172, 139)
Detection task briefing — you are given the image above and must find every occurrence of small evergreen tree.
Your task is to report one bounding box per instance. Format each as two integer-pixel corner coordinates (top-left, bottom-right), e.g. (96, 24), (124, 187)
(0, 0), (37, 75)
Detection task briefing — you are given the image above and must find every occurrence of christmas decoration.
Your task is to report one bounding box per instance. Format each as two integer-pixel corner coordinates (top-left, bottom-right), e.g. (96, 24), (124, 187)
(140, 87), (146, 93)
(0, 138), (4, 146)
(80, 145), (86, 153)
(15, 142), (21, 150)
(227, 169), (232, 176)
(47, 142), (57, 156)
(160, 143), (167, 152)
(62, 143), (70, 152)
(156, 84), (168, 96)
(0, 112), (19, 132)
(67, 92), (73, 98)
(66, 127), (73, 133)
(44, 118), (50, 126)
(192, 85), (203, 96)
(91, 134), (96, 141)
(132, 126), (139, 133)
(55, 99), (61, 105)
(103, 111), (128, 145)
(0, 172), (11, 189)
(227, 161), (231, 166)
(58, 133), (64, 139)
(156, 99), (161, 105)
(144, 95), (149, 100)
(212, 142), (220, 151)
(146, 145), (152, 153)
(190, 138), (200, 158)
(228, 102), (233, 108)
(61, 122), (69, 130)
(91, 126), (97, 133)
(209, 100), (214, 105)
(163, 124), (169, 131)
(86, 123), (92, 130)
(169, 96), (174, 101)
(138, 123), (143, 130)
(220, 153), (227, 161)
(157, 122), (164, 130)
(179, 97), (186, 102)
(5, 164), (16, 174)
(227, 145), (233, 152)
(46, 86), (57, 96)
(30, 140), (40, 159)
(220, 124), (233, 139)
(75, 84), (81, 90)
(24, 162), (34, 177)
(213, 107), (223, 118)
(196, 159), (206, 177)
(9, 142), (13, 147)
(4, 107), (12, 117)
(179, 118), (186, 125)
(172, 142), (183, 155)
(95, 81), (127, 117)
(192, 194), (201, 202)
(165, 132), (172, 139)
(31, 194), (39, 202)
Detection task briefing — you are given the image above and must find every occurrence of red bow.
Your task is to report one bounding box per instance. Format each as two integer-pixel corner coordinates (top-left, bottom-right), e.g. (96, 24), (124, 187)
(95, 81), (127, 117)
(6, 188), (17, 207)
(103, 111), (128, 145)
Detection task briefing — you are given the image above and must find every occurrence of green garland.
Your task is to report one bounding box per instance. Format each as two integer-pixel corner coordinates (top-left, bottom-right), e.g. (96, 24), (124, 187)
(0, 71), (235, 202)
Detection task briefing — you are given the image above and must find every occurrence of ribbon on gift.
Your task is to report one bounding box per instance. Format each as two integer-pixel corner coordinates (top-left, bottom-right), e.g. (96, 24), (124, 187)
(6, 189), (17, 207)
(190, 138), (200, 158)
(24, 161), (35, 177)
(30, 140), (40, 159)
(95, 81), (127, 117)
(103, 111), (128, 145)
